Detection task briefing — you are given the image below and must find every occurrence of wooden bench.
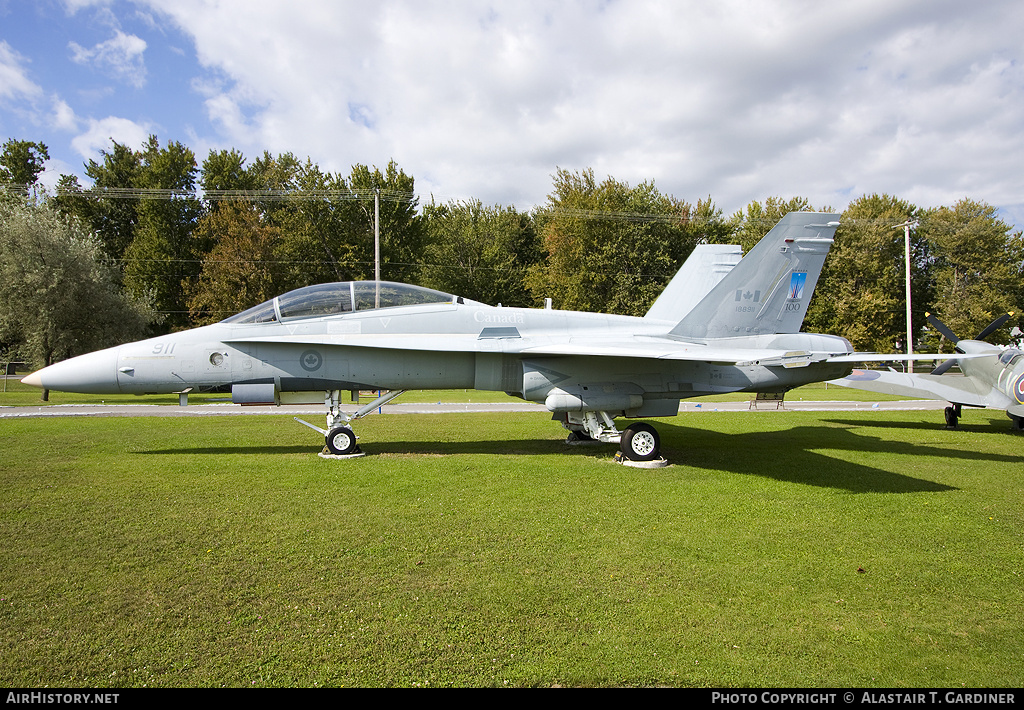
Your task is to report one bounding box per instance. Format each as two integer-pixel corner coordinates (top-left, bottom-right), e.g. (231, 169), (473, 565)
(749, 392), (785, 410)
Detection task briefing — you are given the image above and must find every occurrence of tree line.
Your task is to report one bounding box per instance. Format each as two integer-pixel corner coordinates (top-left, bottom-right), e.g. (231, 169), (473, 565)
(2, 135), (1023, 368)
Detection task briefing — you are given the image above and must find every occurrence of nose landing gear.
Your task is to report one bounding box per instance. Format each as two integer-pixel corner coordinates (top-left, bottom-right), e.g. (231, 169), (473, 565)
(294, 389), (407, 458)
(325, 425), (359, 456)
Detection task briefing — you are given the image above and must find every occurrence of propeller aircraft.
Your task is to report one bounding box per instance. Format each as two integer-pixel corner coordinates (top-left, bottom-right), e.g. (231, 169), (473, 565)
(22, 212), (934, 461)
(830, 312), (1024, 430)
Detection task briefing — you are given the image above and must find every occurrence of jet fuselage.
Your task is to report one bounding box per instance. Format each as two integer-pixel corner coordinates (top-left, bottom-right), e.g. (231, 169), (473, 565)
(30, 301), (854, 414)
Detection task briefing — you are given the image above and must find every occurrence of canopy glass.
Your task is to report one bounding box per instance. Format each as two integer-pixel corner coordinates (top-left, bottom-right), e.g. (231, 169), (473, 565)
(222, 281), (459, 324)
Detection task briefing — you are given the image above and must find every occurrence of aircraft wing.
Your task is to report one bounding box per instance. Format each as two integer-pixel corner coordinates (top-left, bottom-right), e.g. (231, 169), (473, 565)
(225, 332), (854, 366)
(829, 369), (999, 408)
(225, 333), (988, 370)
(225, 332), (778, 361)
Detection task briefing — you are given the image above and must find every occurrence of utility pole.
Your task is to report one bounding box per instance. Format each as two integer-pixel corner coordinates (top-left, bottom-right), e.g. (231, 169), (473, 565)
(894, 220), (918, 372)
(374, 187), (380, 308)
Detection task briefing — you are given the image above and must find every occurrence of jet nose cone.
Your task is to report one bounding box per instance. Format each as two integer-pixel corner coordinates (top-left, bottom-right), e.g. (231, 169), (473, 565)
(20, 347), (121, 394)
(20, 371), (43, 388)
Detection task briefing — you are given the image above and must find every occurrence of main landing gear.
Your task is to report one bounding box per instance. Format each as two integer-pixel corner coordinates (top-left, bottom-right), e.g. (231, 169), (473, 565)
(944, 404), (962, 429)
(944, 402), (1024, 432)
(559, 411), (666, 464)
(295, 389), (406, 457)
(945, 403), (1024, 432)
(620, 422), (661, 462)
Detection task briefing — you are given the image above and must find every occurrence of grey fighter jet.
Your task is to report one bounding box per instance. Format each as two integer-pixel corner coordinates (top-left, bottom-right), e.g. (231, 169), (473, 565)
(830, 313), (1024, 430)
(22, 212), (912, 460)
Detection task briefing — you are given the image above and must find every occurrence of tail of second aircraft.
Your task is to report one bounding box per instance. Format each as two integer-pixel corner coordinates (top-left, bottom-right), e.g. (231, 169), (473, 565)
(669, 212), (840, 340)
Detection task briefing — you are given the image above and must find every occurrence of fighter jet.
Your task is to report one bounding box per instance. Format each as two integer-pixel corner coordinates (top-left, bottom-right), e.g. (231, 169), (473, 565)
(830, 312), (1024, 430)
(22, 212), (917, 461)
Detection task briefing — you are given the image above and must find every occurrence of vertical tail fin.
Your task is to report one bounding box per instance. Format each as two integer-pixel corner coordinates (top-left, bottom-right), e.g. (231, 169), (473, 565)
(644, 244), (742, 322)
(670, 212), (839, 339)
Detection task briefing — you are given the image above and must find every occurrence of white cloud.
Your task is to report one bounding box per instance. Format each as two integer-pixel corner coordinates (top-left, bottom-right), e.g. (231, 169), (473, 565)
(50, 96), (78, 132)
(70, 115), (153, 162)
(0, 40), (43, 103)
(0, 40), (77, 151)
(123, 0), (1024, 218)
(68, 30), (148, 88)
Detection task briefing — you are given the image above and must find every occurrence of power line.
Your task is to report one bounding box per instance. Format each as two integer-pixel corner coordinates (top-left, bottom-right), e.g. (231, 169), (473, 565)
(4, 182), (1015, 232)
(1, 183), (417, 203)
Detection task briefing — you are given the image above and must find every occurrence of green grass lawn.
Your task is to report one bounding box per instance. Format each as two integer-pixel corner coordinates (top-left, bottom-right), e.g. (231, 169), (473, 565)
(1, 406), (1021, 688)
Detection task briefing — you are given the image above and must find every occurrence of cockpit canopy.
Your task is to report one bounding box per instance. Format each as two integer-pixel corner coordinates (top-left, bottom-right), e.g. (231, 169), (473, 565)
(222, 281), (465, 324)
(998, 348), (1024, 367)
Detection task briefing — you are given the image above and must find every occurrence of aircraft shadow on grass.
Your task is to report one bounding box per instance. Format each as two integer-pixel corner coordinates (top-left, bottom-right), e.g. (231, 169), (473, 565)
(633, 418), (995, 494)
(821, 415), (1009, 434)
(657, 422), (979, 494)
(137, 445), (321, 456)
(132, 417), (1010, 495)
(135, 438), (574, 459)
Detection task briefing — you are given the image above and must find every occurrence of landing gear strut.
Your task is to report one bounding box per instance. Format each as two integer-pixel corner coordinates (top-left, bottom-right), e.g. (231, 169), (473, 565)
(295, 389), (406, 456)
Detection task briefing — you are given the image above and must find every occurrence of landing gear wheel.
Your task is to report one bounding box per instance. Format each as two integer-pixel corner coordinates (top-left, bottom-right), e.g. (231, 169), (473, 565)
(1011, 415), (1024, 431)
(944, 406), (959, 429)
(326, 426), (359, 455)
(620, 423), (661, 461)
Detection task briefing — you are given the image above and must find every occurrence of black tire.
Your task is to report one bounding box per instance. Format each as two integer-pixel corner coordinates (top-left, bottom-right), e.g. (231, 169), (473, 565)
(326, 426), (359, 455)
(620, 423), (660, 461)
(944, 406), (959, 429)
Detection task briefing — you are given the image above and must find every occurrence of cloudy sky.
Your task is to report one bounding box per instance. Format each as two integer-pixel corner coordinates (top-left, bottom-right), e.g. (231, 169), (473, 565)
(2, 0), (1024, 226)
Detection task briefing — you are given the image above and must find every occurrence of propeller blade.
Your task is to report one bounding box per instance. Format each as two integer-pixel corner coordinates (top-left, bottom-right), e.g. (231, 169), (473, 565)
(975, 312), (1014, 341)
(931, 358), (958, 375)
(925, 312), (959, 346)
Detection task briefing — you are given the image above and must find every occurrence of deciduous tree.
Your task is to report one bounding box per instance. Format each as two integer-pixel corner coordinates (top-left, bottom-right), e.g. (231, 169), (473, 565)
(187, 202), (282, 324)
(0, 200), (153, 369)
(527, 168), (726, 316)
(920, 198), (1024, 348)
(0, 139), (49, 197)
(810, 194), (931, 352)
(420, 199), (540, 306)
(56, 140), (145, 262)
(122, 137), (202, 331)
(345, 161), (425, 284)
